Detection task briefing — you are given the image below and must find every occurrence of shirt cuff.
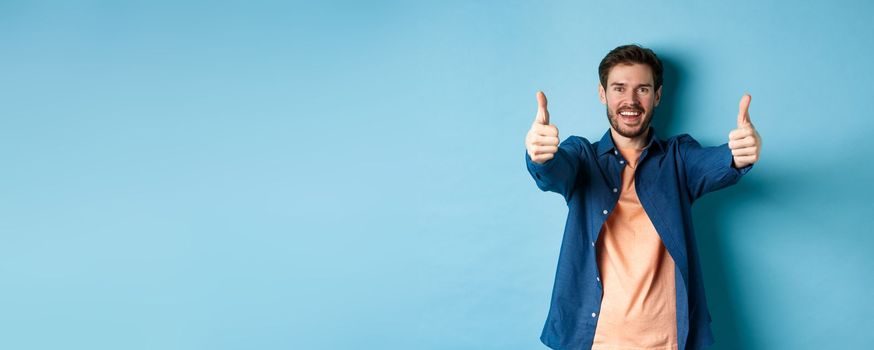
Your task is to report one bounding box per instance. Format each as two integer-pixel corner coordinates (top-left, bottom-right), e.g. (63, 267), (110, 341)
(722, 143), (753, 176)
(525, 149), (556, 172)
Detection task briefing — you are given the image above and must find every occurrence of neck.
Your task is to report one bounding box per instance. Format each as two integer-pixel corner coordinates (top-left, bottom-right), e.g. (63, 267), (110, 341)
(610, 127), (650, 150)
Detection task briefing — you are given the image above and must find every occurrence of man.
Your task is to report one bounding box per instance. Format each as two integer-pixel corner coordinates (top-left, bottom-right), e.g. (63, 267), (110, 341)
(524, 44), (761, 350)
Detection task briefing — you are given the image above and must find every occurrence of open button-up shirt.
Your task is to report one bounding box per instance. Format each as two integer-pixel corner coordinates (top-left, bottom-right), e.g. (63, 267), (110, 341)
(525, 128), (752, 350)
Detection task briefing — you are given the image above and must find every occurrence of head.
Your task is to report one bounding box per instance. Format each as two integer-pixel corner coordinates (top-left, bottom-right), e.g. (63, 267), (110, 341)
(598, 44), (663, 139)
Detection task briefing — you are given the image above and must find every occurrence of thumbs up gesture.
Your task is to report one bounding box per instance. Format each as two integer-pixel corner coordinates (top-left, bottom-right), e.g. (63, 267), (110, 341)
(526, 91), (561, 164)
(729, 94), (762, 168)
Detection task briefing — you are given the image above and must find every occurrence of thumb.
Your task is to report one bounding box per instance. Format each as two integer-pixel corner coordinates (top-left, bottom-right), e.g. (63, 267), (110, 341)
(737, 93), (752, 127)
(535, 91), (550, 125)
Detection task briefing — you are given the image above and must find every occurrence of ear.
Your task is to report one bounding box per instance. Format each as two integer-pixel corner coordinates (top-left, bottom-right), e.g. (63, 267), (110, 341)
(654, 85), (662, 107)
(598, 84), (606, 104)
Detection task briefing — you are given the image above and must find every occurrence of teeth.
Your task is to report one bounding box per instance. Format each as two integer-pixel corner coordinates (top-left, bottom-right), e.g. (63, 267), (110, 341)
(620, 111), (640, 116)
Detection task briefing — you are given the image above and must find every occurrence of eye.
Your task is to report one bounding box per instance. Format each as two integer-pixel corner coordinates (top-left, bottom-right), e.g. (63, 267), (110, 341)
(637, 87), (650, 93)
(613, 87), (624, 92)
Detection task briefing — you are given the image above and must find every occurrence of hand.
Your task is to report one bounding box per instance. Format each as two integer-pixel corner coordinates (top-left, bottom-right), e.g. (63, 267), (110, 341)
(729, 94), (761, 168)
(526, 91), (560, 164)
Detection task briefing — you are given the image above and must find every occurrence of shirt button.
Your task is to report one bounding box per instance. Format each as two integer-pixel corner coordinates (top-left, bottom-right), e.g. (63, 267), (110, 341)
(612, 188), (618, 193)
(614, 150), (618, 155)
(591, 312), (597, 318)
(602, 209), (608, 215)
(619, 160), (625, 164)
(591, 242), (595, 247)
(596, 276), (601, 282)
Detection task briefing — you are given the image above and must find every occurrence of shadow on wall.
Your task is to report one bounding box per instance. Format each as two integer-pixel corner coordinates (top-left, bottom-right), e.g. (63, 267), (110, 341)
(654, 51), (763, 350)
(693, 178), (770, 350)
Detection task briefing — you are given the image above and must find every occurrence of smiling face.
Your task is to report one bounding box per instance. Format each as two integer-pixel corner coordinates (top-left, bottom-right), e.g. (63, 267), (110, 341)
(598, 63), (662, 139)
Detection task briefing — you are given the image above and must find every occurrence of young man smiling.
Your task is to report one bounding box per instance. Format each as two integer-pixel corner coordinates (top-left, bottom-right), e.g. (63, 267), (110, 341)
(524, 45), (761, 350)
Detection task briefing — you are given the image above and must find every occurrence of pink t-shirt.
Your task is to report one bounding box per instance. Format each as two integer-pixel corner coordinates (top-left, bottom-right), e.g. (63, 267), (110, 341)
(592, 146), (679, 350)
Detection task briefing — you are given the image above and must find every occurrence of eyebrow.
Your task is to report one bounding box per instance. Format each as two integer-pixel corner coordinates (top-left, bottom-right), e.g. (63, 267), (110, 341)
(610, 82), (653, 88)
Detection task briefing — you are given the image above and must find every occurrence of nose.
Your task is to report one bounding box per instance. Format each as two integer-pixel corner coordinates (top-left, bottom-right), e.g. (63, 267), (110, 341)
(619, 92), (641, 109)
(630, 90), (640, 103)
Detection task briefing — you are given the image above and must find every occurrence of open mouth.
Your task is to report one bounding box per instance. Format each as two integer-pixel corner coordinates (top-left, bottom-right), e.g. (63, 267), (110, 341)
(618, 109), (643, 124)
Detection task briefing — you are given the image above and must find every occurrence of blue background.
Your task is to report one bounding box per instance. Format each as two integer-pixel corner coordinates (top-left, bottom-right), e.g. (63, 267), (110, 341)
(2, 1), (873, 349)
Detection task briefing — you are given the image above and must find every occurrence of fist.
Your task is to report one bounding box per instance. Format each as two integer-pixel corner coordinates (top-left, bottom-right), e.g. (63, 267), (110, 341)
(729, 94), (762, 168)
(526, 91), (560, 164)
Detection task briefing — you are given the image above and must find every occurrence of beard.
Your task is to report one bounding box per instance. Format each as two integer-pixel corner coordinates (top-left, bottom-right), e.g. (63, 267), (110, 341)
(606, 103), (654, 139)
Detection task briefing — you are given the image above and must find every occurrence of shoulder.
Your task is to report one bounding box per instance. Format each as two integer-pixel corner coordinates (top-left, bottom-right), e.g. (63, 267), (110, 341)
(665, 133), (704, 150)
(557, 135), (596, 159)
(562, 135), (591, 146)
(564, 135), (597, 153)
(666, 133), (698, 144)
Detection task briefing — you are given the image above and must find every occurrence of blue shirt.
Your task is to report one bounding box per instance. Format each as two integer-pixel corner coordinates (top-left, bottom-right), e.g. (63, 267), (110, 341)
(525, 128), (752, 350)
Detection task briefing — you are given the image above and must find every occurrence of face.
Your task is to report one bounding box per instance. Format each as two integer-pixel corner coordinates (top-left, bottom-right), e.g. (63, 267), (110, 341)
(598, 63), (662, 139)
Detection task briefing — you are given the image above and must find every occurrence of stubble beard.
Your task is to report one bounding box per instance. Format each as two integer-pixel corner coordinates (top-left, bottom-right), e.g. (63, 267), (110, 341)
(606, 104), (654, 139)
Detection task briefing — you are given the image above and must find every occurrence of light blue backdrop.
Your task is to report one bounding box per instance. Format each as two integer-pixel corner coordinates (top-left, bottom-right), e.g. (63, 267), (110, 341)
(2, 1), (872, 349)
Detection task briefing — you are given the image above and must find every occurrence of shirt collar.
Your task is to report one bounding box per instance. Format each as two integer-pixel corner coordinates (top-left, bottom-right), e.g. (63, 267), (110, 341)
(596, 127), (663, 156)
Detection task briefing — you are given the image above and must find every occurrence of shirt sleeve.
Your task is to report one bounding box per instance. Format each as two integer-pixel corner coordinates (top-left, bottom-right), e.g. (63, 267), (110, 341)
(677, 134), (752, 201)
(525, 136), (585, 201)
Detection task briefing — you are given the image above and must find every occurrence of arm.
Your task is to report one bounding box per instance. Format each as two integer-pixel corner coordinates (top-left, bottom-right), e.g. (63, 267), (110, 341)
(524, 91), (583, 201)
(525, 137), (584, 200)
(679, 135), (751, 201)
(682, 94), (761, 201)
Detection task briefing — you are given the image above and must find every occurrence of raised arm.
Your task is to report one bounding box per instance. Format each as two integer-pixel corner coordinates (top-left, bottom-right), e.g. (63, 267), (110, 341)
(525, 91), (583, 200)
(729, 94), (762, 169)
(682, 94), (761, 200)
